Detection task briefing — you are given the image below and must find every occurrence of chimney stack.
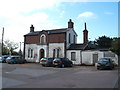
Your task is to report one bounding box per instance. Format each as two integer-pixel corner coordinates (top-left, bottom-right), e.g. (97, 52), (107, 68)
(83, 22), (88, 44)
(68, 19), (74, 28)
(30, 24), (34, 32)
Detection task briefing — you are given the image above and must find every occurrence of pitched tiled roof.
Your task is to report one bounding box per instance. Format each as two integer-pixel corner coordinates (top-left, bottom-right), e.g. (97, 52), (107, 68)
(67, 44), (88, 50)
(24, 28), (67, 36)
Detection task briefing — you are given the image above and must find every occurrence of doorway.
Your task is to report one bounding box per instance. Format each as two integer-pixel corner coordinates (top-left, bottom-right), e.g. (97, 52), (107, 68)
(40, 49), (44, 59)
(93, 54), (98, 65)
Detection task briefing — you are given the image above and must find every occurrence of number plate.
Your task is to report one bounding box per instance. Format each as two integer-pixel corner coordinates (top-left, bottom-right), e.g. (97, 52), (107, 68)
(54, 63), (58, 65)
(101, 63), (106, 64)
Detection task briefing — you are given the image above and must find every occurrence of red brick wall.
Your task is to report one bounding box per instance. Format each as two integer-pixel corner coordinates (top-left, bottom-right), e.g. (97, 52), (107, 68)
(25, 35), (40, 44)
(25, 33), (66, 44)
(48, 33), (65, 43)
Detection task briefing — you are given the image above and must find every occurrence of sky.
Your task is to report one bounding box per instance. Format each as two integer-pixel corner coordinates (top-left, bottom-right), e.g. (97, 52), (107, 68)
(0, 0), (119, 51)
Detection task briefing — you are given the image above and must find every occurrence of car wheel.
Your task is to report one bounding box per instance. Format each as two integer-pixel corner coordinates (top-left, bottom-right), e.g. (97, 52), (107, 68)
(110, 67), (113, 70)
(42, 65), (45, 67)
(70, 63), (73, 67)
(61, 64), (65, 68)
(97, 67), (100, 70)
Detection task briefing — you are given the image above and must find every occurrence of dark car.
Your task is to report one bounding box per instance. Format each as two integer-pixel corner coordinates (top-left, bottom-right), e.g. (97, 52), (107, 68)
(53, 58), (73, 68)
(0, 56), (9, 63)
(96, 58), (114, 70)
(6, 56), (26, 64)
(40, 58), (54, 67)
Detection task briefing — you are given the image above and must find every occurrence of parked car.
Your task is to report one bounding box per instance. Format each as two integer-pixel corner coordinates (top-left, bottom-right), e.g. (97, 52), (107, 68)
(40, 58), (54, 67)
(96, 58), (114, 70)
(53, 58), (73, 68)
(0, 56), (9, 63)
(6, 56), (27, 64)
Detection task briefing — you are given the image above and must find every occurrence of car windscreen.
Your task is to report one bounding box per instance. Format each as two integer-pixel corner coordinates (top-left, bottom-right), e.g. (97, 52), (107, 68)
(48, 58), (54, 61)
(3, 56), (8, 59)
(54, 58), (61, 61)
(98, 58), (110, 63)
(41, 58), (48, 60)
(7, 57), (15, 59)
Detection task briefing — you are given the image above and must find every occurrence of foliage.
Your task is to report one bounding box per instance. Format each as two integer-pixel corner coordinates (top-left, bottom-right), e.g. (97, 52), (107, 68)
(109, 37), (120, 55)
(2, 39), (19, 55)
(95, 35), (113, 48)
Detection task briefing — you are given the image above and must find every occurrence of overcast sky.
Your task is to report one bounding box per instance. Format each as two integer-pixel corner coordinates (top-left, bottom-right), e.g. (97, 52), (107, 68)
(0, 0), (119, 51)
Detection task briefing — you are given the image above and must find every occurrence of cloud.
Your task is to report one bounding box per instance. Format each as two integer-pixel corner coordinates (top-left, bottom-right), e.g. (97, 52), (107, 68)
(77, 12), (97, 18)
(0, 0), (62, 43)
(0, 0), (60, 13)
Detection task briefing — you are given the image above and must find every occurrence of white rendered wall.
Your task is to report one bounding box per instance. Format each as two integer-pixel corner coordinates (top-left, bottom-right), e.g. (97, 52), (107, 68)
(49, 43), (65, 58)
(66, 28), (77, 48)
(25, 44), (48, 62)
(67, 50), (81, 65)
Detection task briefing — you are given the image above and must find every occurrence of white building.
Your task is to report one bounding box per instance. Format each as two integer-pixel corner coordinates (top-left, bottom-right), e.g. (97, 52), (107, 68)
(24, 19), (118, 65)
(24, 19), (77, 62)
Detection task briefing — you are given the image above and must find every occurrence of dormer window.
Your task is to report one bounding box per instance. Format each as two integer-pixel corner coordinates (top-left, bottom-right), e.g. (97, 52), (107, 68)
(40, 34), (46, 44)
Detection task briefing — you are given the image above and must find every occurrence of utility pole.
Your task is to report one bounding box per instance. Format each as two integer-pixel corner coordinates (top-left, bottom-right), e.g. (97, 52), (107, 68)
(19, 42), (22, 56)
(2, 27), (4, 55)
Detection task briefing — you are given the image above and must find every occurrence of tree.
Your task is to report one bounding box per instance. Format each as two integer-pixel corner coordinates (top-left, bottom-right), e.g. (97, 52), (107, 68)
(95, 35), (113, 48)
(3, 40), (19, 55)
(110, 37), (120, 55)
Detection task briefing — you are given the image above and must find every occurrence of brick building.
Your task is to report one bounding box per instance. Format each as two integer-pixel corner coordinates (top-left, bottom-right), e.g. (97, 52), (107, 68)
(24, 19), (118, 65)
(24, 19), (81, 62)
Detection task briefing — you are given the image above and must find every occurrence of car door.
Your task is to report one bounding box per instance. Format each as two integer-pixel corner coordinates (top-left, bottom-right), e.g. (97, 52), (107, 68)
(16, 57), (21, 63)
(67, 58), (71, 66)
(63, 58), (68, 66)
(14, 57), (18, 63)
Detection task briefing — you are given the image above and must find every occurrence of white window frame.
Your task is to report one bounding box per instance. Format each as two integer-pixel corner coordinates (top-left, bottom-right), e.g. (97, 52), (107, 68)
(40, 34), (46, 44)
(71, 52), (76, 61)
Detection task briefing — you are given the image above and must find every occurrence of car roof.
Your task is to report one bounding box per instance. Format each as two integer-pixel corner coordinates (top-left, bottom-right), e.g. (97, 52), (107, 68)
(8, 56), (21, 57)
(99, 58), (111, 59)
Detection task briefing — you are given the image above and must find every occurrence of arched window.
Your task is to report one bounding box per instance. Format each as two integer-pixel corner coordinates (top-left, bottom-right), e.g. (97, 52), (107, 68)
(28, 49), (30, 58)
(57, 49), (59, 58)
(69, 33), (71, 43)
(28, 48), (34, 58)
(53, 49), (55, 58)
(40, 34), (46, 44)
(31, 49), (33, 58)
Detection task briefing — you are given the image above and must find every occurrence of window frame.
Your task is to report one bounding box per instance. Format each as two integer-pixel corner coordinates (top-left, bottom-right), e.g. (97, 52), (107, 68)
(40, 34), (46, 44)
(71, 52), (76, 61)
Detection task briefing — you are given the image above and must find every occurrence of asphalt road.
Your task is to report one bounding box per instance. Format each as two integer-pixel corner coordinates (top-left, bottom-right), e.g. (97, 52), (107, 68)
(0, 63), (119, 89)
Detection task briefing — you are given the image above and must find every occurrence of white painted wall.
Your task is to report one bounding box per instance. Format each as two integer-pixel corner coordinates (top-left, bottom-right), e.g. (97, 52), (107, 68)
(25, 44), (48, 62)
(82, 50), (103, 65)
(67, 50), (81, 65)
(66, 28), (77, 48)
(49, 43), (65, 58)
(25, 44), (37, 62)
(67, 50), (118, 65)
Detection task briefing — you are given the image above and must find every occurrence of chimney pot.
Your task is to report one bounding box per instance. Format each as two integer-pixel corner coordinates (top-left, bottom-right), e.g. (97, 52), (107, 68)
(30, 24), (34, 32)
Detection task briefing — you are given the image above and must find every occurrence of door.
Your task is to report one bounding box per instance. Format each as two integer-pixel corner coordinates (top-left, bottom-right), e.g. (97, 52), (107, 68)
(40, 49), (44, 59)
(93, 54), (98, 65)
